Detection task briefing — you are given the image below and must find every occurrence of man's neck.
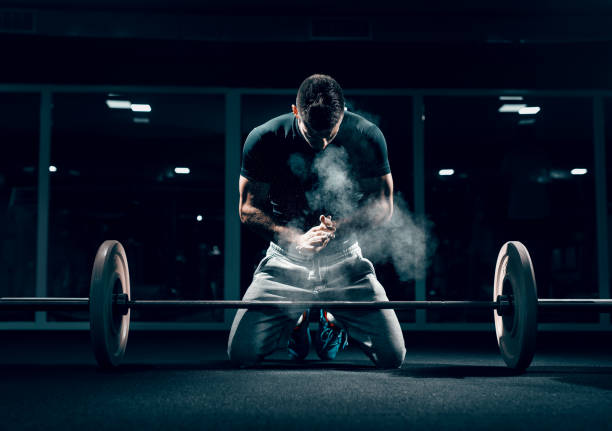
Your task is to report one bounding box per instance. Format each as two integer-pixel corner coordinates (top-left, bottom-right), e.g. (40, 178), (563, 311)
(296, 120), (328, 151)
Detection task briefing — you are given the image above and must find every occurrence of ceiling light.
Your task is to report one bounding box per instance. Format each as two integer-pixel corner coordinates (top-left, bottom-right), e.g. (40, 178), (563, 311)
(174, 167), (190, 174)
(438, 169), (454, 176)
(498, 104), (527, 113)
(499, 96), (524, 101)
(133, 118), (150, 124)
(131, 104), (152, 112)
(49, 165), (57, 173)
(106, 100), (132, 109)
(571, 168), (588, 175)
(518, 106), (541, 115)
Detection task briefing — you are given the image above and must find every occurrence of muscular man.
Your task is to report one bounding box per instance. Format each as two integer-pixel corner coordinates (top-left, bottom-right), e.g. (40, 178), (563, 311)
(227, 74), (406, 368)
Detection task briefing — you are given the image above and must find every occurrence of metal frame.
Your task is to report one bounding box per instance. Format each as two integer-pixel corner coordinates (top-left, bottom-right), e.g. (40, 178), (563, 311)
(0, 84), (610, 331)
(34, 90), (51, 325)
(224, 91), (242, 326)
(594, 96), (611, 326)
(7, 85), (612, 96)
(413, 95), (426, 328)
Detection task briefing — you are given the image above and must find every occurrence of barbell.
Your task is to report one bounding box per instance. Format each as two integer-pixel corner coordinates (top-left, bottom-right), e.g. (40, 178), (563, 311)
(1, 240), (611, 370)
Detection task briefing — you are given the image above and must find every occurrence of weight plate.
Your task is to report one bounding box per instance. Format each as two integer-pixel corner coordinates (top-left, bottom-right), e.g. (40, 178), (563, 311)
(90, 240), (131, 368)
(493, 241), (537, 371)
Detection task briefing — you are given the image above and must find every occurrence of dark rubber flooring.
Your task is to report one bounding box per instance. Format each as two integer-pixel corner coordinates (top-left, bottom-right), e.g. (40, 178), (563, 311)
(1, 330), (612, 430)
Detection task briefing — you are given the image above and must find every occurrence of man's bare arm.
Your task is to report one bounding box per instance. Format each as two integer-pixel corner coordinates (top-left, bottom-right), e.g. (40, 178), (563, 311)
(333, 173), (394, 234)
(239, 176), (334, 254)
(239, 176), (299, 247)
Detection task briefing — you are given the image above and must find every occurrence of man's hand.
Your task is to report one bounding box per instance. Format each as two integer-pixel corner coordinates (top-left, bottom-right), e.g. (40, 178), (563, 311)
(295, 215), (336, 257)
(319, 214), (336, 232)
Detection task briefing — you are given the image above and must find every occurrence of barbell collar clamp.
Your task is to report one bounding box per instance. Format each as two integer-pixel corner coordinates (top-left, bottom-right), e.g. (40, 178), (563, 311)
(496, 295), (513, 316)
(113, 293), (130, 316)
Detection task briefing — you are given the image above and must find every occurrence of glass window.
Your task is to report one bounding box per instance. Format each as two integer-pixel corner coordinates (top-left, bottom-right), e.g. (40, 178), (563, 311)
(48, 93), (225, 322)
(425, 96), (597, 323)
(0, 93), (39, 321)
(240, 94), (415, 321)
(604, 98), (612, 303)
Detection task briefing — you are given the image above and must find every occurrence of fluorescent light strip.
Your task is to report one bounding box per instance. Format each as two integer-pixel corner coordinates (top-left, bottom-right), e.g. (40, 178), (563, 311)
(438, 169), (455, 176)
(518, 106), (541, 115)
(174, 167), (190, 175)
(498, 104), (527, 113)
(106, 100), (132, 109)
(133, 118), (150, 124)
(499, 96), (524, 101)
(571, 168), (588, 175)
(131, 104), (152, 113)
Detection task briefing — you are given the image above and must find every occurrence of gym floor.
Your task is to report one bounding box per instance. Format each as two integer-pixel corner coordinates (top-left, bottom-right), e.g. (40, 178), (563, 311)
(1, 330), (611, 430)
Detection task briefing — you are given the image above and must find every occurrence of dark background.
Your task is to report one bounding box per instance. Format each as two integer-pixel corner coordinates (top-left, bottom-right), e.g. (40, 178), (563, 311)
(2, 6), (612, 430)
(0, 0), (611, 326)
(1, 1), (612, 88)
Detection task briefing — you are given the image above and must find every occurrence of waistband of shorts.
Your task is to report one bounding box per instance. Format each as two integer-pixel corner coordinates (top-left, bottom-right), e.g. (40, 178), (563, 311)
(268, 239), (361, 265)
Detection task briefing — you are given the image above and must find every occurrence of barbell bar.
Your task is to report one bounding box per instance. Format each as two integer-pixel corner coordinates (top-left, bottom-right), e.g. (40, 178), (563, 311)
(3, 297), (612, 313)
(1, 240), (611, 371)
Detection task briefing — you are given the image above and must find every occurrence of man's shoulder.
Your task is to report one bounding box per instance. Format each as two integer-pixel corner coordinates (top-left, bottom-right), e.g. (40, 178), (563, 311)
(341, 111), (384, 145)
(243, 113), (295, 160)
(251, 113), (295, 139)
(339, 111), (390, 176)
(343, 111), (382, 139)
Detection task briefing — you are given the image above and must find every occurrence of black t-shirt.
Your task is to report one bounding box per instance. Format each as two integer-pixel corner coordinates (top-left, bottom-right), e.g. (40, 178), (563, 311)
(241, 111), (391, 232)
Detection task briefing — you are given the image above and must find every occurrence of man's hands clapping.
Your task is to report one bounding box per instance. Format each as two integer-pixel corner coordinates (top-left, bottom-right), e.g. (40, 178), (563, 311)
(295, 215), (337, 257)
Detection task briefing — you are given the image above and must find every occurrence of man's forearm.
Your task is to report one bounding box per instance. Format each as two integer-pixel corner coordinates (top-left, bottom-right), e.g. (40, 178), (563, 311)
(240, 206), (302, 247)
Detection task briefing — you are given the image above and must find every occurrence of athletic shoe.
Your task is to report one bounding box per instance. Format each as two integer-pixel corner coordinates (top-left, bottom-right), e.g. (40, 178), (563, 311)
(288, 310), (311, 360)
(316, 309), (348, 360)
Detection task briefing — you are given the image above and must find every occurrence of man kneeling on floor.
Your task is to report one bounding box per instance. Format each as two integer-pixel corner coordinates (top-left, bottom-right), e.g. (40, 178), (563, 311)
(227, 74), (406, 368)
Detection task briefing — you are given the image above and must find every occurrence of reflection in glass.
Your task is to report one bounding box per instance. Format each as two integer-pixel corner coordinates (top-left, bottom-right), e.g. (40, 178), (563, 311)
(48, 93), (225, 322)
(0, 93), (39, 321)
(425, 96), (596, 323)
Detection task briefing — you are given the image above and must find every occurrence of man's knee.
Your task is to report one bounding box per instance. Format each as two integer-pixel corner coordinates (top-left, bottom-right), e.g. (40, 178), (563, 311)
(374, 344), (406, 369)
(227, 309), (260, 366)
(227, 339), (262, 367)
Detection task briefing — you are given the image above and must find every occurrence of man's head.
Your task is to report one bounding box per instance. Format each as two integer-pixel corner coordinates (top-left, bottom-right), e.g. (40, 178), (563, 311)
(292, 74), (345, 150)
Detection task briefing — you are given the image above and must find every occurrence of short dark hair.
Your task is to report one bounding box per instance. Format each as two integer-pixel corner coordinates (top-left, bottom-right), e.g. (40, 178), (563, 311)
(296, 74), (345, 131)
